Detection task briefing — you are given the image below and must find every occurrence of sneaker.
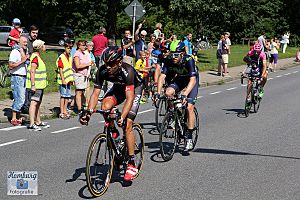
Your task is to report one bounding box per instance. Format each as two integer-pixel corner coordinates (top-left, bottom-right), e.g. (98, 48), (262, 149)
(10, 119), (21, 126)
(27, 124), (41, 131)
(36, 122), (50, 129)
(258, 88), (264, 98)
(184, 139), (193, 151)
(124, 164), (138, 181)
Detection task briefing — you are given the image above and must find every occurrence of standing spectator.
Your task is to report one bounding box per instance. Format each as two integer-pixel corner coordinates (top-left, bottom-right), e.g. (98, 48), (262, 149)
(280, 32), (290, 53)
(92, 27), (108, 67)
(258, 32), (266, 52)
(224, 32), (231, 54)
(269, 37), (280, 72)
(26, 40), (49, 131)
(296, 48), (300, 62)
(22, 24), (39, 114)
(56, 42), (74, 119)
(135, 51), (147, 103)
(221, 36), (230, 77)
(184, 33), (193, 56)
(8, 36), (29, 126)
(134, 22), (147, 60)
(121, 30), (134, 65)
(217, 35), (225, 76)
(153, 23), (162, 39)
(85, 41), (96, 104)
(8, 18), (22, 48)
(73, 40), (91, 113)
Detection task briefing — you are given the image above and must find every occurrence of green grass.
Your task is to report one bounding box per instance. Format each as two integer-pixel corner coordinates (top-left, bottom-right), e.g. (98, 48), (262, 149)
(0, 44), (298, 100)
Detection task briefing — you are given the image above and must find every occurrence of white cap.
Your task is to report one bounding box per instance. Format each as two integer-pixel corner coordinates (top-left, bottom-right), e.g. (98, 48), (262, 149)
(33, 39), (45, 49)
(141, 30), (147, 36)
(12, 18), (21, 24)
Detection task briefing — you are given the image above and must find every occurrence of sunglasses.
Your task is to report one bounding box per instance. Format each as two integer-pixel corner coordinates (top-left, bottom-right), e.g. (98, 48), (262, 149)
(171, 53), (181, 58)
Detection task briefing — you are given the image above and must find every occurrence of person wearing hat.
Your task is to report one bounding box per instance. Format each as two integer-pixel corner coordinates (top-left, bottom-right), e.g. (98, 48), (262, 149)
(8, 18), (22, 48)
(26, 39), (49, 131)
(134, 22), (147, 60)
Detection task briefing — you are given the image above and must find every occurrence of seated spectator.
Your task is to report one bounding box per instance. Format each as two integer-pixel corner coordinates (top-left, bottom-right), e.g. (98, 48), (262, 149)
(56, 42), (74, 119)
(8, 36), (29, 126)
(296, 49), (300, 62)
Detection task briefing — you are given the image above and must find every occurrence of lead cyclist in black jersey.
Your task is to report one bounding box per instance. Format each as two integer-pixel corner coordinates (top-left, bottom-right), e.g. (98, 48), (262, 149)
(156, 41), (199, 151)
(80, 46), (143, 181)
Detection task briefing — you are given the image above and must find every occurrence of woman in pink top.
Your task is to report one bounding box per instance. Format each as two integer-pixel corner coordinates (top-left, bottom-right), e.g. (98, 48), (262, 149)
(73, 40), (91, 113)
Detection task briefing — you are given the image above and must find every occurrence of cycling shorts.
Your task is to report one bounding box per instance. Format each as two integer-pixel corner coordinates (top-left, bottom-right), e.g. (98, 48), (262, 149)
(168, 75), (199, 104)
(103, 83), (143, 120)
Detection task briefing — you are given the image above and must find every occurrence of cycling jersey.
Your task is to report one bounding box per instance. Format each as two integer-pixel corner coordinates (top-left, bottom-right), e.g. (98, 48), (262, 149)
(246, 50), (267, 77)
(95, 62), (142, 89)
(151, 49), (162, 64)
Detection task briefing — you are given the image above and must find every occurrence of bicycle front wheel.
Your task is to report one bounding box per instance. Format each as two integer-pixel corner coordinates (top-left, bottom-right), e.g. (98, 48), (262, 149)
(159, 112), (177, 161)
(86, 133), (114, 197)
(191, 108), (199, 150)
(132, 123), (145, 179)
(155, 98), (167, 131)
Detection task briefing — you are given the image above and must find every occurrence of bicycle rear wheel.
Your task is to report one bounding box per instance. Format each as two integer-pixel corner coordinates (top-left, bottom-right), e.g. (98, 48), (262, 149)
(191, 108), (199, 150)
(159, 112), (177, 161)
(86, 133), (114, 197)
(253, 96), (261, 113)
(244, 98), (252, 117)
(155, 98), (167, 131)
(132, 123), (144, 179)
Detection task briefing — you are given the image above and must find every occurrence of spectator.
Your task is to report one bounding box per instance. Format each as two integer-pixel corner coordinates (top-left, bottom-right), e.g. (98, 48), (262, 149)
(56, 42), (74, 119)
(121, 30), (134, 65)
(221, 36), (230, 77)
(296, 49), (300, 62)
(26, 40), (49, 131)
(153, 23), (162, 39)
(269, 37), (280, 72)
(8, 36), (29, 126)
(224, 32), (231, 54)
(92, 27), (108, 67)
(258, 32), (266, 52)
(135, 51), (147, 103)
(134, 22), (147, 60)
(8, 18), (22, 48)
(217, 35), (224, 76)
(73, 40), (91, 113)
(85, 41), (96, 104)
(22, 24), (39, 114)
(184, 33), (193, 56)
(280, 32), (290, 53)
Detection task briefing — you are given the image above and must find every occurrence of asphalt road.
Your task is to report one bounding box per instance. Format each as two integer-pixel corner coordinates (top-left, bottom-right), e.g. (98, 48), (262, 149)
(1, 66), (300, 200)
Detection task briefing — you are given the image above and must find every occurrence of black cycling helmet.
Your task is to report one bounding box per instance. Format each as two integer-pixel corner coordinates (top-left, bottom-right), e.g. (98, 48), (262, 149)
(161, 40), (170, 52)
(102, 46), (123, 65)
(170, 40), (185, 53)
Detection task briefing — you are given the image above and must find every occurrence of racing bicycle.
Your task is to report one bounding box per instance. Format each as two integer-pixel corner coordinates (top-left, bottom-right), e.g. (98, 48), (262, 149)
(85, 107), (144, 197)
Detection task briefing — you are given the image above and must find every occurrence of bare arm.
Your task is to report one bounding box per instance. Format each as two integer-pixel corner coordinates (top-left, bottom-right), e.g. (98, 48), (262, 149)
(8, 36), (19, 43)
(157, 73), (166, 94)
(182, 76), (196, 96)
(59, 68), (66, 85)
(134, 23), (143, 41)
(87, 87), (101, 111)
(9, 57), (27, 69)
(74, 56), (90, 69)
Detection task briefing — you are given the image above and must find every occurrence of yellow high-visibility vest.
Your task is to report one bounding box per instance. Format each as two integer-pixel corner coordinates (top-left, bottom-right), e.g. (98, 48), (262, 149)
(26, 52), (48, 89)
(56, 53), (74, 84)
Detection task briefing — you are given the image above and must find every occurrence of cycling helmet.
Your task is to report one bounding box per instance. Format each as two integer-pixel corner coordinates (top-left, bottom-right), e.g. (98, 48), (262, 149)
(170, 40), (185, 53)
(102, 46), (123, 65)
(253, 43), (262, 52)
(160, 41), (170, 52)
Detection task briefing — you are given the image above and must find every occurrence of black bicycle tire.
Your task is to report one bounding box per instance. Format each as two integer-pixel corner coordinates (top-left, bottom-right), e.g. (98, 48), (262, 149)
(155, 99), (167, 132)
(159, 112), (177, 161)
(132, 123), (145, 179)
(86, 133), (114, 197)
(191, 108), (199, 150)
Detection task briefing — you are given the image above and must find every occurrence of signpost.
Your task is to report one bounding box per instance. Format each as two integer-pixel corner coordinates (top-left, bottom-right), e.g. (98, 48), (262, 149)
(125, 0), (146, 39)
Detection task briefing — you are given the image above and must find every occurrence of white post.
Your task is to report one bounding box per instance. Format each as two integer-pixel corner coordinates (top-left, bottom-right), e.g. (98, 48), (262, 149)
(132, 3), (137, 41)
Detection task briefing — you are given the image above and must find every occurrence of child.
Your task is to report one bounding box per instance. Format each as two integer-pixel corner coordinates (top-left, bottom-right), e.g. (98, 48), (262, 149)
(56, 42), (74, 119)
(135, 51), (148, 103)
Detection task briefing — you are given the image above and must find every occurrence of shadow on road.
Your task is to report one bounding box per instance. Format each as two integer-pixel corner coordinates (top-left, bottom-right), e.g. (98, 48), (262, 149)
(222, 108), (248, 118)
(139, 122), (159, 135)
(193, 148), (300, 160)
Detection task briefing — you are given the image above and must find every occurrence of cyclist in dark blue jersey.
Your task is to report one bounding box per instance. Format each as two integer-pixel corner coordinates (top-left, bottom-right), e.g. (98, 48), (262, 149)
(156, 40), (199, 151)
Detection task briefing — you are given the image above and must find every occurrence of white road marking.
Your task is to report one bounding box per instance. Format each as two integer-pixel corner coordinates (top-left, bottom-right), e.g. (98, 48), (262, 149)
(0, 139), (26, 147)
(268, 77), (273, 80)
(241, 84), (247, 87)
(284, 73), (291, 76)
(293, 71), (298, 73)
(51, 127), (81, 134)
(210, 91), (221, 95)
(0, 126), (26, 131)
(197, 96), (203, 99)
(138, 109), (155, 115)
(226, 87), (237, 91)
(276, 75), (282, 78)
